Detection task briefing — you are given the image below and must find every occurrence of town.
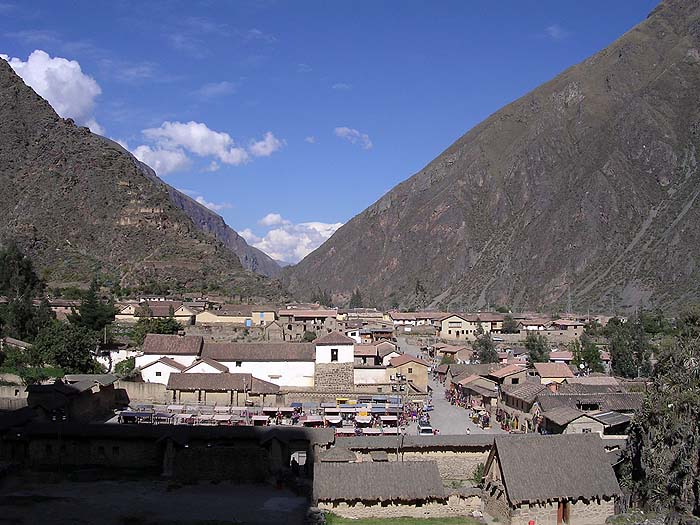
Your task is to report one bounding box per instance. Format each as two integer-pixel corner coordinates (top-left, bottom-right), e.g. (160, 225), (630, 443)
(0, 263), (677, 524)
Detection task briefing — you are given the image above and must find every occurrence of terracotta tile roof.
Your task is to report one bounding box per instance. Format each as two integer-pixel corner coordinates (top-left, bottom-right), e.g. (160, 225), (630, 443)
(388, 355), (428, 368)
(201, 342), (315, 362)
(167, 372), (279, 394)
(534, 362), (575, 378)
(182, 357), (229, 373)
(142, 334), (203, 355)
(354, 344), (379, 357)
(314, 332), (356, 345)
(549, 351), (574, 361)
(488, 364), (525, 379)
(278, 309), (337, 318)
(502, 382), (547, 403)
(140, 357), (187, 371)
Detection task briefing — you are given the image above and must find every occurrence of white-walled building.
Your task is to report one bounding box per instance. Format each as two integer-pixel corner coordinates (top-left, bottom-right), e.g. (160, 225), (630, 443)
(314, 332), (355, 363)
(139, 357), (187, 384)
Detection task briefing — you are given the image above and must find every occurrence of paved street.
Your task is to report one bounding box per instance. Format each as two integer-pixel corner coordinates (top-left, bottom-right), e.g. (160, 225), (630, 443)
(398, 336), (507, 436)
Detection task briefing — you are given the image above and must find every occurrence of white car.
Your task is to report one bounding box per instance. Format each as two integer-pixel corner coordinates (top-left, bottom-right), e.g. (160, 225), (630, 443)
(418, 424), (434, 436)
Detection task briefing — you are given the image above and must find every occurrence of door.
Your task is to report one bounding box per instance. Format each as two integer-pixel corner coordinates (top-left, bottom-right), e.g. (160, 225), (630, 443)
(557, 501), (570, 524)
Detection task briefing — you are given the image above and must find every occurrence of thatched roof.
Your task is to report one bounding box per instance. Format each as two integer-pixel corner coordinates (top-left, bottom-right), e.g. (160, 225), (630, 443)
(537, 392), (642, 412)
(318, 447), (357, 463)
(340, 434), (493, 450)
(485, 434), (621, 504)
(313, 461), (444, 502)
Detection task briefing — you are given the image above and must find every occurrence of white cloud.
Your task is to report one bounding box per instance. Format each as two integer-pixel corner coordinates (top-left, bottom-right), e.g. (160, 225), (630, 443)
(297, 63), (312, 73)
(250, 218), (343, 263)
(332, 82), (352, 90)
(240, 228), (261, 244)
(304, 136), (317, 144)
(259, 213), (287, 227)
(334, 126), (373, 150)
(197, 80), (236, 98)
(3, 49), (103, 132)
(143, 121), (250, 165)
(133, 145), (190, 175)
(195, 195), (231, 212)
(249, 131), (284, 157)
(205, 161), (220, 172)
(545, 24), (569, 40)
(244, 28), (277, 43)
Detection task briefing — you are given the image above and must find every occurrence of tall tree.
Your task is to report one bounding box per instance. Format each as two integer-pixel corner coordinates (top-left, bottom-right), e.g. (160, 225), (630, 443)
(31, 321), (100, 374)
(525, 332), (550, 364)
(349, 288), (363, 309)
(501, 315), (519, 334)
(473, 323), (498, 364)
(67, 278), (117, 333)
(608, 313), (653, 378)
(570, 334), (604, 373)
(622, 311), (700, 520)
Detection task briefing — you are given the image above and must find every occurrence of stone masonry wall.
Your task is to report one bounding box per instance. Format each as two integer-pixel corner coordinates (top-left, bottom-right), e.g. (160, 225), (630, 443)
(314, 363), (354, 392)
(511, 498), (616, 525)
(399, 449), (489, 481)
(318, 494), (480, 519)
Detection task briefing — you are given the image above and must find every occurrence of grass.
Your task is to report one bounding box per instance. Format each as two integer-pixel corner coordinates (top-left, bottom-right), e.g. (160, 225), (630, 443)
(325, 514), (481, 525)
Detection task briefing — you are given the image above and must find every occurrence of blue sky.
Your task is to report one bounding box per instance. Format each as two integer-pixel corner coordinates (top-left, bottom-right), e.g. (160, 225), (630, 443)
(0, 0), (658, 262)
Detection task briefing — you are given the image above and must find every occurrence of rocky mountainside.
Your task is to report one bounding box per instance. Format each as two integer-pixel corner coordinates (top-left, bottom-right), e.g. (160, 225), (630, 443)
(0, 58), (283, 299)
(131, 161), (280, 277)
(285, 0), (700, 313)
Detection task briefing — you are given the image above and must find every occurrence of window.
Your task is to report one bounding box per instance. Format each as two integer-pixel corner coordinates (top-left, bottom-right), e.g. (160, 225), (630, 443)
(235, 361), (242, 367)
(408, 367), (413, 374)
(155, 371), (162, 377)
(582, 428), (591, 434)
(331, 348), (338, 362)
(448, 330), (452, 335)
(511, 378), (520, 385)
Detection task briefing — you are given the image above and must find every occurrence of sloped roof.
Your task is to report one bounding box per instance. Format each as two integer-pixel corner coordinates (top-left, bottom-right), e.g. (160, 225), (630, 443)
(142, 334), (203, 355)
(279, 309), (337, 318)
(534, 362), (575, 378)
(313, 461), (444, 502)
(202, 342), (315, 362)
(489, 364), (526, 379)
(488, 434), (621, 504)
(140, 357), (187, 371)
(318, 447), (357, 463)
(63, 374), (118, 386)
(502, 381), (547, 403)
(314, 332), (356, 345)
(354, 344), (379, 357)
(182, 357), (229, 373)
(542, 406), (590, 427)
(166, 373), (279, 394)
(389, 355), (428, 368)
(536, 392), (643, 412)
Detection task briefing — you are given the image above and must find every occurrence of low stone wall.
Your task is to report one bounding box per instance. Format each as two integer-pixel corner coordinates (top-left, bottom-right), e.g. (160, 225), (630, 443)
(115, 380), (168, 404)
(511, 498), (615, 525)
(0, 385), (27, 398)
(0, 398), (28, 410)
(184, 324), (265, 341)
(318, 493), (480, 519)
(399, 450), (488, 481)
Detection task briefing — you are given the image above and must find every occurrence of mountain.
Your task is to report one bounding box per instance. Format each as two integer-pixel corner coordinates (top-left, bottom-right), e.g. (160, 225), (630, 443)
(132, 164), (280, 277)
(0, 57), (284, 299)
(285, 0), (700, 313)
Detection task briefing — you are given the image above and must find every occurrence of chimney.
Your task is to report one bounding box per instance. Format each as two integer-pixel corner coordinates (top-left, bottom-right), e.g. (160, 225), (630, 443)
(547, 382), (558, 393)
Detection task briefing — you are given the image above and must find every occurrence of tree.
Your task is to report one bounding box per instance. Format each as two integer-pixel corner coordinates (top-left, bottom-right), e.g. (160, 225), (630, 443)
(525, 332), (550, 364)
(349, 288), (363, 309)
(470, 462), (486, 487)
(67, 278), (117, 333)
(440, 354), (455, 365)
(608, 313), (652, 378)
(501, 315), (519, 334)
(31, 321), (100, 374)
(570, 334), (604, 373)
(621, 316), (700, 519)
(114, 356), (136, 377)
(473, 323), (498, 364)
(302, 331), (317, 342)
(130, 317), (181, 346)
(311, 288), (332, 307)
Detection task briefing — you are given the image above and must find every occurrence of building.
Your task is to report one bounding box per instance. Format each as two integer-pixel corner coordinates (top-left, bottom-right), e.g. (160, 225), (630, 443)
(166, 372), (280, 405)
(483, 434), (621, 524)
(313, 461), (479, 519)
(487, 364), (529, 387)
(387, 355), (429, 389)
(116, 301), (198, 324)
(534, 362), (575, 384)
(277, 309), (339, 341)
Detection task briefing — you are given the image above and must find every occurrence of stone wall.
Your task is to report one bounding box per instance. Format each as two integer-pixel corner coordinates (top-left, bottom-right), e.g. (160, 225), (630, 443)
(399, 449), (489, 481)
(314, 363), (354, 392)
(511, 498), (616, 525)
(115, 380), (168, 404)
(184, 324), (264, 341)
(174, 444), (270, 482)
(318, 494), (480, 519)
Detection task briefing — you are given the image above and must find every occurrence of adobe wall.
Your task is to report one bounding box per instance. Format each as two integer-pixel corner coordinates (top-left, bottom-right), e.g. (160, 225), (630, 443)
(26, 438), (161, 470)
(174, 444), (270, 482)
(184, 324), (265, 341)
(511, 498), (616, 525)
(116, 380), (169, 404)
(318, 494), (480, 519)
(314, 363), (354, 391)
(399, 449), (489, 481)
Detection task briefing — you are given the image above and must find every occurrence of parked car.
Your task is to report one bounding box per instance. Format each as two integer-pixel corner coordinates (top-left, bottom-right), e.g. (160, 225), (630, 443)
(418, 424), (434, 436)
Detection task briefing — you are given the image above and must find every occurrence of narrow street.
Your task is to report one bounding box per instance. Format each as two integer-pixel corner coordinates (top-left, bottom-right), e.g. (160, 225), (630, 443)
(399, 336), (507, 436)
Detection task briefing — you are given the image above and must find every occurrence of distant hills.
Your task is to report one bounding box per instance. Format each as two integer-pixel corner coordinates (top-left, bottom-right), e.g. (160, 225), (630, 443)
(0, 58), (283, 298)
(284, 0), (700, 313)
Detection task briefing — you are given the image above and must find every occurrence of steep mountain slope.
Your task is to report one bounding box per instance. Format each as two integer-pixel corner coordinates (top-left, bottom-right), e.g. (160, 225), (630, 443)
(130, 160), (281, 277)
(286, 0), (700, 312)
(0, 58), (283, 298)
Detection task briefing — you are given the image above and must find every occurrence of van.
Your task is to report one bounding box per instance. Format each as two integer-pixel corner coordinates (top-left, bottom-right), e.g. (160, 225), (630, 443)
(418, 424), (434, 436)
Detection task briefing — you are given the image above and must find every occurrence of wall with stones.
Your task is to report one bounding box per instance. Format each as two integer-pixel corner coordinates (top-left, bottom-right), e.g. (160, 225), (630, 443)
(185, 324), (264, 341)
(174, 444), (270, 482)
(116, 380), (169, 404)
(511, 498), (616, 525)
(399, 449), (489, 481)
(314, 363), (354, 392)
(318, 494), (480, 519)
